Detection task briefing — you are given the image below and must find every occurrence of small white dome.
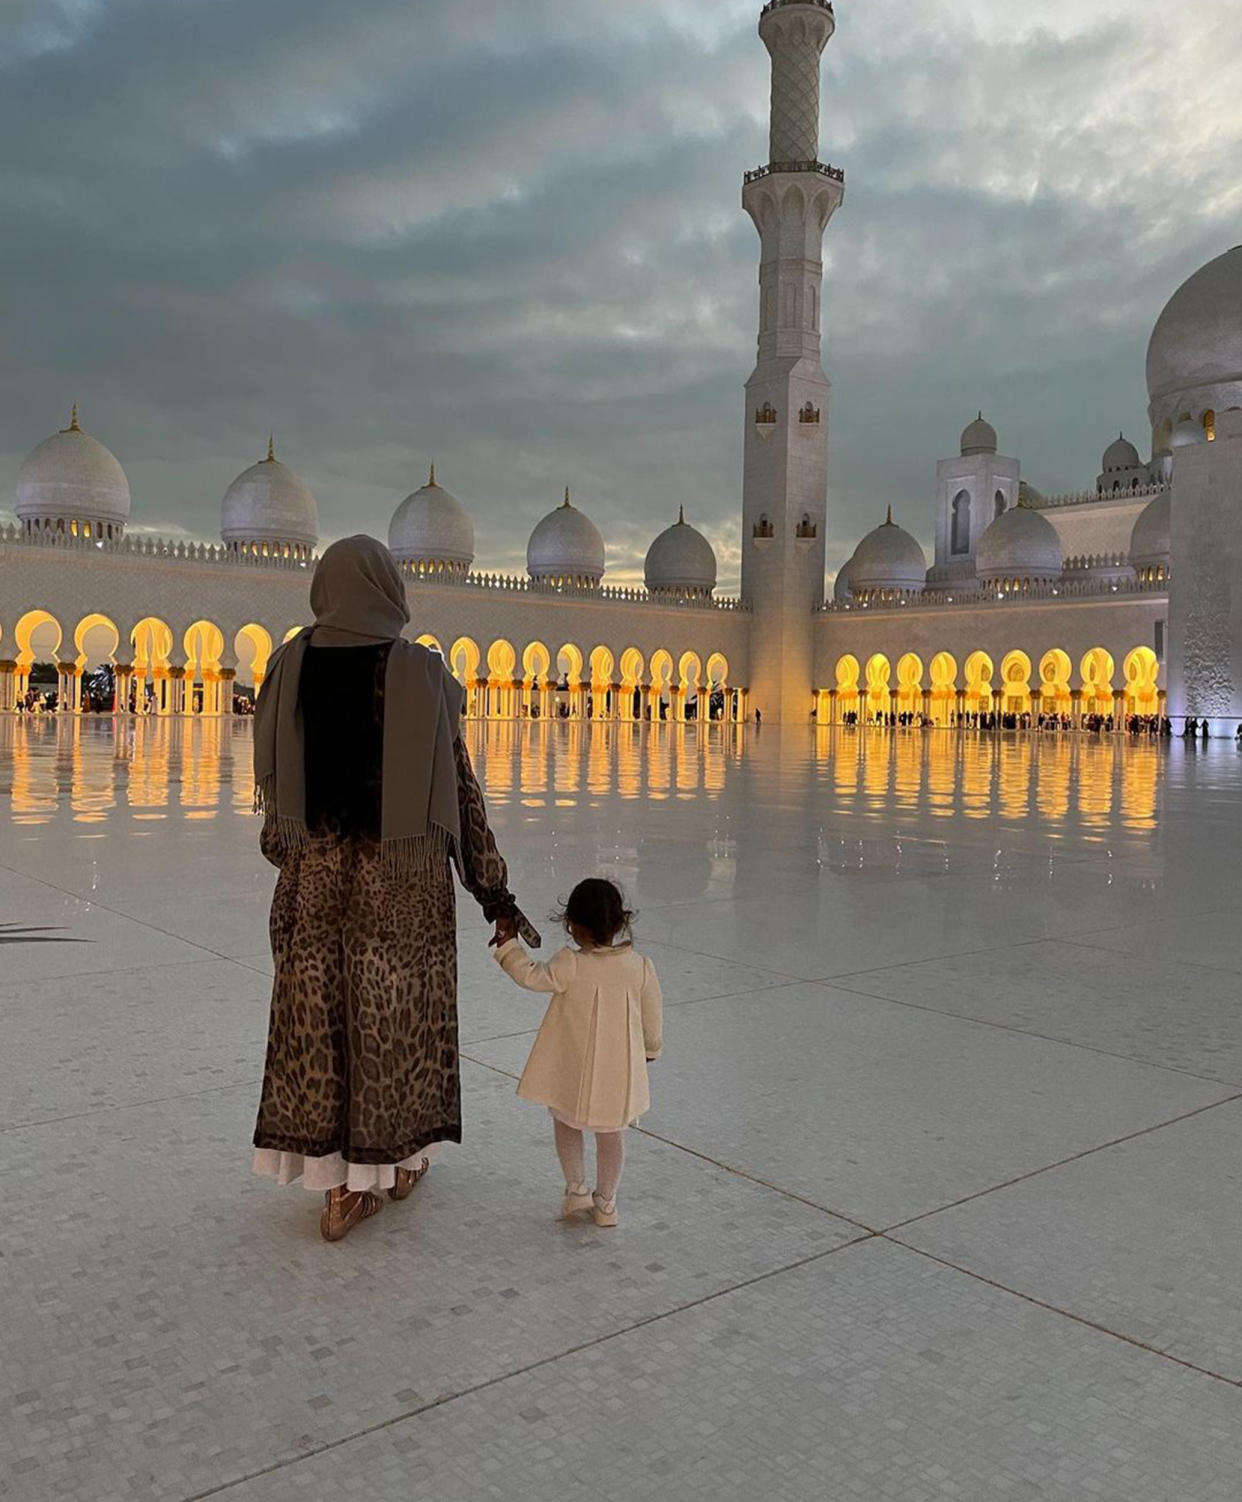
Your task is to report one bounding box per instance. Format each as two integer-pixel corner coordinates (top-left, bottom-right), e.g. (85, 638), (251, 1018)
(849, 509), (926, 595)
(1147, 246), (1242, 426)
(527, 488), (605, 584)
(1129, 491), (1171, 573)
(388, 465), (474, 569)
(1102, 433), (1141, 472)
(16, 407), (131, 530)
(961, 413), (998, 456)
(975, 502), (1061, 583)
(644, 508), (716, 596)
(1169, 418), (1205, 449)
(221, 439), (319, 551)
(832, 552), (856, 603)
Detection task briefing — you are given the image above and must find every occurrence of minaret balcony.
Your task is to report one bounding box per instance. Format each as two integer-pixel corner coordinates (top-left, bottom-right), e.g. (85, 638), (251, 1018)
(743, 160), (844, 186)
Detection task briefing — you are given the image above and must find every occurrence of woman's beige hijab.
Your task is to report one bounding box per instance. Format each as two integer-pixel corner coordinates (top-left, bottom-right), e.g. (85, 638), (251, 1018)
(254, 534), (464, 875)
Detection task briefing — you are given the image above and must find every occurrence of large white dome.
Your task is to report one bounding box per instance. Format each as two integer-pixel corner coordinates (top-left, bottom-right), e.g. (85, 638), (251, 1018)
(833, 551), (856, 603)
(975, 502), (1061, 583)
(526, 488), (605, 585)
(1129, 491), (1171, 575)
(644, 508), (716, 596)
(960, 413), (998, 456)
(849, 510), (926, 596)
(388, 465), (474, 571)
(1146, 246), (1242, 427)
(221, 439), (318, 554)
(16, 407), (131, 533)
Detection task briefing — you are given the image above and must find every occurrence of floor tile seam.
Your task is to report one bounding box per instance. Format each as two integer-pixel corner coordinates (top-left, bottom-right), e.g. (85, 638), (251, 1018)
(878, 1091), (1242, 1235)
(0, 953), (229, 996)
(883, 1234), (1242, 1391)
(816, 979), (1242, 1089)
(0, 1077), (260, 1136)
(601, 933), (811, 983)
(459, 1052), (878, 1231)
(804, 937), (1052, 986)
(176, 1231), (878, 1502)
(0, 860), (235, 964)
(1059, 933), (1242, 978)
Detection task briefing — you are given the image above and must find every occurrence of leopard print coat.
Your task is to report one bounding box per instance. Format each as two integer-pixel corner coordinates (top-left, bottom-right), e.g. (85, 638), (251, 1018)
(252, 735), (515, 1164)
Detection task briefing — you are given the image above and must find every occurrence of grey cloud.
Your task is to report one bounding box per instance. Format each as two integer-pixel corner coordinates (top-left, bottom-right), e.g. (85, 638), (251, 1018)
(2, 0), (1240, 592)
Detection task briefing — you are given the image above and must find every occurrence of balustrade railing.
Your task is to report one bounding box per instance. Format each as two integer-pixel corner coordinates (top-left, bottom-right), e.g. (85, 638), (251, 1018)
(1029, 481), (1167, 510)
(820, 572), (1168, 615)
(0, 524), (749, 612)
(744, 160), (845, 185)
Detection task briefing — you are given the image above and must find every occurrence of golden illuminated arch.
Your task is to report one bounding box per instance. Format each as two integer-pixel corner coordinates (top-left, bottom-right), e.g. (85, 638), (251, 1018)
(999, 650), (1032, 713)
(449, 636), (481, 686)
(928, 651), (956, 724)
(1038, 649), (1072, 713)
(705, 652), (729, 690)
(589, 645), (615, 684)
(895, 653), (923, 714)
(414, 632), (444, 655)
(282, 626), (302, 644)
(835, 654), (860, 691)
(131, 617), (174, 670)
(963, 650), (993, 711)
(649, 649), (673, 692)
(1079, 647), (1115, 714)
(557, 642), (585, 684)
(234, 624), (273, 688)
(73, 612), (120, 669)
(486, 638), (517, 679)
(184, 620), (225, 678)
(864, 653), (891, 717)
(619, 647), (645, 687)
(678, 650), (703, 690)
(1123, 645), (1159, 713)
(14, 609), (62, 668)
(522, 641), (551, 683)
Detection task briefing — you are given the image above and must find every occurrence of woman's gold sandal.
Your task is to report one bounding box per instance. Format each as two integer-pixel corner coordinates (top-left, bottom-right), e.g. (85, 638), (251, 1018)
(388, 1158), (430, 1202)
(319, 1186), (384, 1242)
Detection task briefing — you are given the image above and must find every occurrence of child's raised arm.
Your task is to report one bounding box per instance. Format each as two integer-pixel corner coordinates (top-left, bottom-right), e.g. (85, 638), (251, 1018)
(494, 940), (577, 995)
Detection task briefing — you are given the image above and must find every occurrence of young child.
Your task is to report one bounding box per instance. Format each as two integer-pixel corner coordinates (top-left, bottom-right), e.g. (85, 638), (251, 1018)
(493, 878), (662, 1227)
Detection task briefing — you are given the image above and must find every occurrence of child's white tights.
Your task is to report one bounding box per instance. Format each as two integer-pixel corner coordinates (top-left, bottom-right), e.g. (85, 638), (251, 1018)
(553, 1120), (625, 1203)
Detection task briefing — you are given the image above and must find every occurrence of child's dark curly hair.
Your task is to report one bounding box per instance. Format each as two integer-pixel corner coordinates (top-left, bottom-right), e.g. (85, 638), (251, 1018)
(554, 878), (635, 948)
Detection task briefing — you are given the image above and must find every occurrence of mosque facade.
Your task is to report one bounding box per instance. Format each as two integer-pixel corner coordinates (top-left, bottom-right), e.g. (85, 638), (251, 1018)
(2, 0), (1240, 726)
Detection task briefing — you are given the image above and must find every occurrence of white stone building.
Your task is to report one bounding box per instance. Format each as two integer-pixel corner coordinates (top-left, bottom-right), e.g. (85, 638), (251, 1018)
(1, 0), (1239, 726)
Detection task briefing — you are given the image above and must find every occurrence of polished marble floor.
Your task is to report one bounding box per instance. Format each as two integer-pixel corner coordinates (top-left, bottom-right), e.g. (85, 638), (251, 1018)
(2, 717), (1241, 1500)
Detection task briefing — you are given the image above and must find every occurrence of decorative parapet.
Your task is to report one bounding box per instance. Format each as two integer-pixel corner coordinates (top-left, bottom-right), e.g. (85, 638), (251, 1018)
(819, 573), (1168, 616)
(1029, 481), (1167, 510)
(1062, 553), (1130, 574)
(760, 0), (834, 17)
(743, 160), (845, 185)
(0, 524), (750, 613)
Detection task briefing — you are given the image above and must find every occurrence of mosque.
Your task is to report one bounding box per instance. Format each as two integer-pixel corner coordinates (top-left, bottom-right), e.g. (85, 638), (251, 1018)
(2, 0), (1240, 727)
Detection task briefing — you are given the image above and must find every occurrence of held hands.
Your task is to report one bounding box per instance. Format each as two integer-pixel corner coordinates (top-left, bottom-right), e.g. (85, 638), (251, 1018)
(489, 916), (518, 948)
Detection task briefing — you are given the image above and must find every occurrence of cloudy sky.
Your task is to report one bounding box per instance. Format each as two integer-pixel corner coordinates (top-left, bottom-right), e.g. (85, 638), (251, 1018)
(2, 0), (1240, 591)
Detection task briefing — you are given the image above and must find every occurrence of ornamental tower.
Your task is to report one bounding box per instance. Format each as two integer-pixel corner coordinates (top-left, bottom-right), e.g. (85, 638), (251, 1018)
(741, 0), (843, 723)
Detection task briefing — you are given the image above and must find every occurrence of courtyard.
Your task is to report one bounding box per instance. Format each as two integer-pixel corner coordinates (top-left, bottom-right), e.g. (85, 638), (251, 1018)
(3, 717), (1241, 1500)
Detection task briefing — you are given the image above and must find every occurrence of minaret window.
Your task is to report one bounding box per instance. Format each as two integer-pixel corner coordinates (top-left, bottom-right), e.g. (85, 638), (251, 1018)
(754, 513), (775, 539)
(798, 402), (820, 424)
(755, 402), (777, 425)
(951, 491), (971, 554)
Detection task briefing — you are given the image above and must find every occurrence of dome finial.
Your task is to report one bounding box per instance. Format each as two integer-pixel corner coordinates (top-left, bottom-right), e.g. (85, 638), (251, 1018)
(678, 504), (685, 525)
(562, 485), (571, 508)
(63, 403), (80, 433)
(885, 503), (893, 525)
(429, 461), (436, 487)
(265, 433), (275, 463)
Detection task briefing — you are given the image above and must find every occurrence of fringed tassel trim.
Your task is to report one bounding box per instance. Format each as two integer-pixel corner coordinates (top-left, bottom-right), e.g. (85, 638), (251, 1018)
(380, 824), (458, 883)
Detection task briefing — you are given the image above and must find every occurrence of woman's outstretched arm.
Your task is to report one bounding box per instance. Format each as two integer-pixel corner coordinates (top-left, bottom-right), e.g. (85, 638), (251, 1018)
(452, 734), (540, 945)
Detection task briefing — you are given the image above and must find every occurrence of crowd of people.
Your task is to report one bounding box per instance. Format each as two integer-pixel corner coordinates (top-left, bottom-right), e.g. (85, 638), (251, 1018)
(832, 707), (1239, 738)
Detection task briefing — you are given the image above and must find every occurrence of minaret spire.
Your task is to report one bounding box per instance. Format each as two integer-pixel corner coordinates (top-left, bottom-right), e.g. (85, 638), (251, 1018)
(265, 433), (276, 462)
(740, 2), (843, 724)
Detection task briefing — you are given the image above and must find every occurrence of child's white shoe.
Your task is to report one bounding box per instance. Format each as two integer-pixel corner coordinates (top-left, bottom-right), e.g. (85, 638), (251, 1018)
(591, 1194), (619, 1228)
(562, 1182), (593, 1219)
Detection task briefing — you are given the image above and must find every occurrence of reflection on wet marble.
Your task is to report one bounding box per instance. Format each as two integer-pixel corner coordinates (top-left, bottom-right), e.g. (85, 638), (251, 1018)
(3, 718), (1242, 1502)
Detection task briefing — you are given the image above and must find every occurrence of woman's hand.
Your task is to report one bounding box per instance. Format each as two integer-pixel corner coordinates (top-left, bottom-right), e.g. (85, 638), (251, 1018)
(489, 917), (517, 948)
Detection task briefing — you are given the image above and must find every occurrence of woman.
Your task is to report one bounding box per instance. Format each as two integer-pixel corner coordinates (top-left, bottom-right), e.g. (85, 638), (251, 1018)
(250, 534), (536, 1241)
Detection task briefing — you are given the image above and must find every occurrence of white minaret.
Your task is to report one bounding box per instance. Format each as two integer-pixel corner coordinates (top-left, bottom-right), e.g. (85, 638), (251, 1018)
(741, 0), (843, 724)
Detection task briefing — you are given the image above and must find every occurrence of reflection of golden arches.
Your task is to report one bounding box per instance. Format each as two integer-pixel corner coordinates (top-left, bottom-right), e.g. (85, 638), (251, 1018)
(73, 612), (120, 668)
(235, 624), (274, 688)
(15, 609), (62, 667)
